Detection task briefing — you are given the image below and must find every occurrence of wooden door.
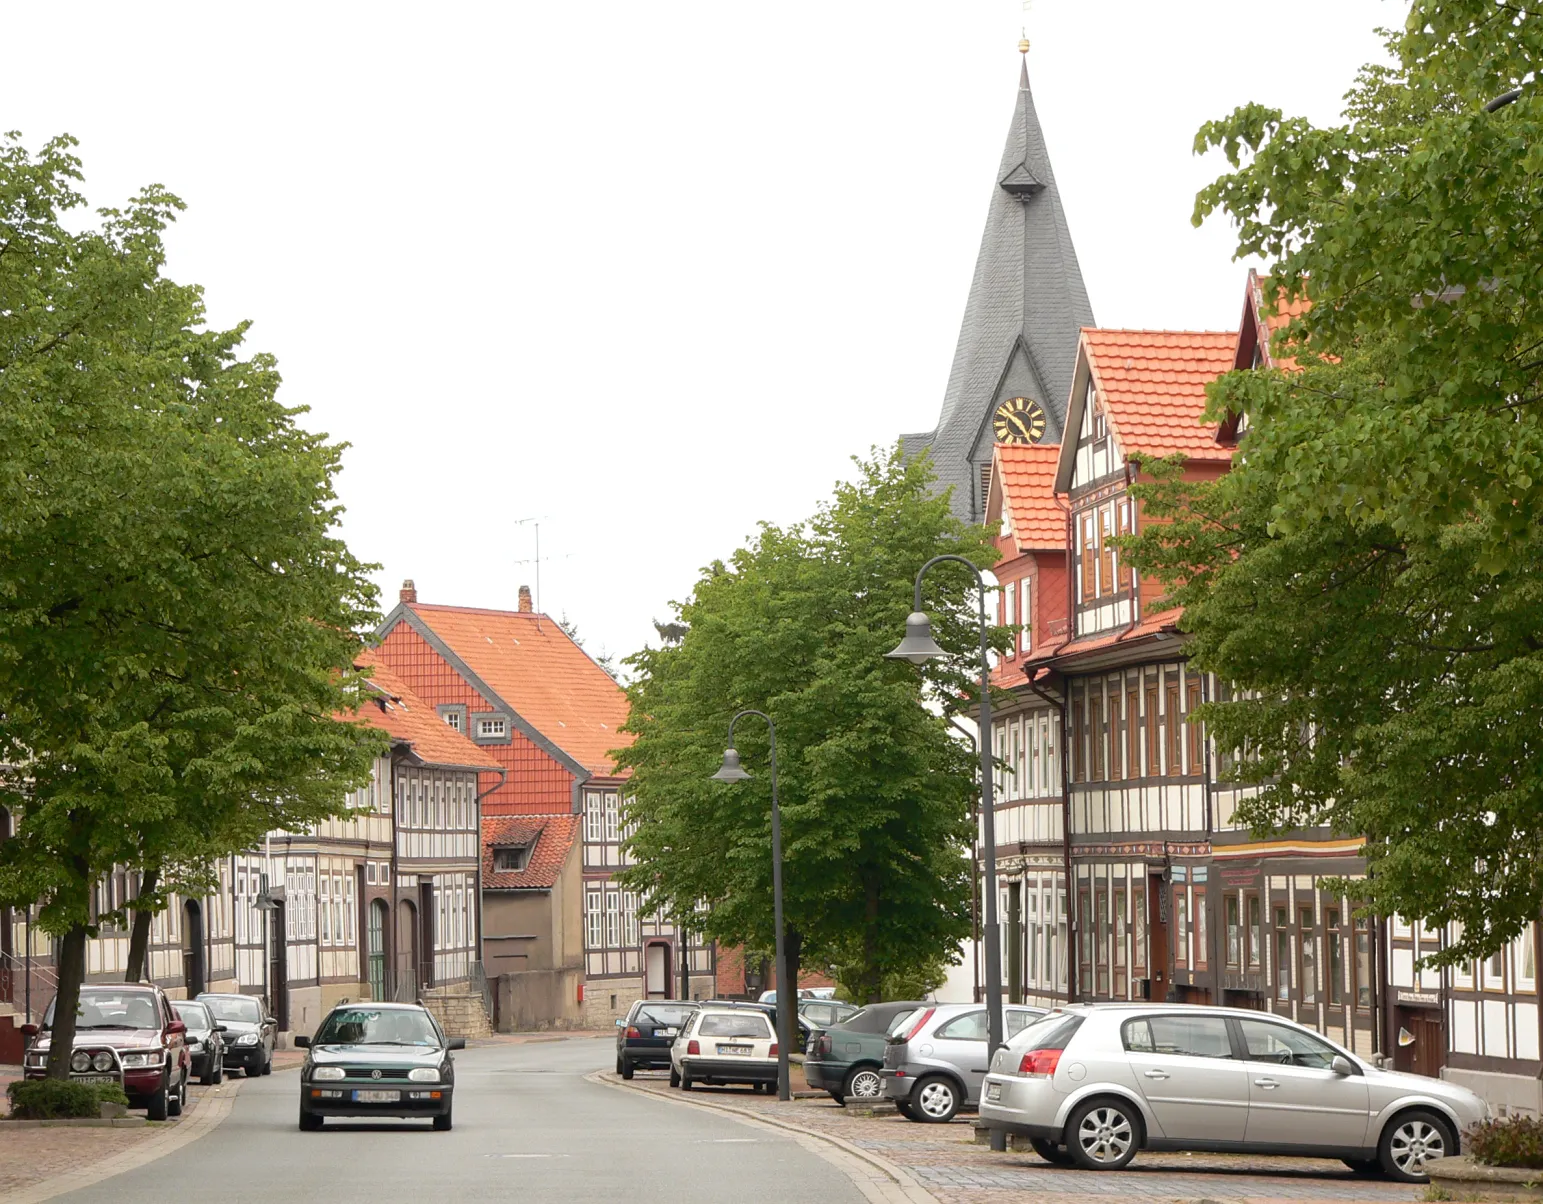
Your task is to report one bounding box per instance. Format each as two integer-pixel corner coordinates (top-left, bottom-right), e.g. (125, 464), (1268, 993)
(1147, 875), (1169, 1002)
(367, 901), (387, 1002)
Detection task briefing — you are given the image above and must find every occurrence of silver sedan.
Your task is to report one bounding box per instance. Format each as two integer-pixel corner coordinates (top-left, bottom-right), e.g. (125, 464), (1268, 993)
(978, 1004), (1487, 1183)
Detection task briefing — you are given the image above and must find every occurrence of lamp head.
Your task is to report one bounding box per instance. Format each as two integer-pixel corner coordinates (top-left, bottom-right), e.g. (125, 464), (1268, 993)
(886, 611), (948, 664)
(710, 747), (752, 783)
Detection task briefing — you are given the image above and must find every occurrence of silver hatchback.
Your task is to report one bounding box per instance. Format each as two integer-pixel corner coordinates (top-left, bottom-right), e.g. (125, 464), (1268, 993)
(977, 1004), (1488, 1183)
(880, 1002), (1046, 1123)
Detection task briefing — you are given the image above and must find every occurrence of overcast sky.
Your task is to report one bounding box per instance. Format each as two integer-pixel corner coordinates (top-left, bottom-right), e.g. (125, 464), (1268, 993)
(3, 1), (1396, 669)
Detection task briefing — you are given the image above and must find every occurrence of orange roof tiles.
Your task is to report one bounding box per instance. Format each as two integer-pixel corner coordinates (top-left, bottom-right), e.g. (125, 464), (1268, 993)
(353, 649), (501, 771)
(1248, 270), (1310, 371)
(1050, 607), (1184, 663)
(993, 444), (1064, 549)
(1083, 329), (1238, 462)
(482, 814), (579, 890)
(405, 603), (630, 777)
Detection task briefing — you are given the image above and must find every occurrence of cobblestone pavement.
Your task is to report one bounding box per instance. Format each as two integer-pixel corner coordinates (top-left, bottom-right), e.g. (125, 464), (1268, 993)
(619, 1072), (1425, 1204)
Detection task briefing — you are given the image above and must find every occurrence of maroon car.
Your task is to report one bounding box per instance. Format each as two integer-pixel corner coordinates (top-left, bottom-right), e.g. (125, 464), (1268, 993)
(22, 983), (192, 1120)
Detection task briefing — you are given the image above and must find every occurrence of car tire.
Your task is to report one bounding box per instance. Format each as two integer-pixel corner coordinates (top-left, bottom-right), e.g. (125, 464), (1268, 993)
(211, 1060), (223, 1086)
(843, 1066), (884, 1103)
(830, 1091), (845, 1106)
(1029, 1137), (1075, 1165)
(299, 1108), (323, 1132)
(1342, 1157), (1382, 1176)
(146, 1079), (169, 1122)
(669, 1067), (680, 1088)
(260, 1054), (272, 1076)
(168, 1076), (184, 1118)
(621, 1060), (635, 1080)
(1066, 1097), (1141, 1171)
(911, 1075), (961, 1123)
(1378, 1109), (1454, 1183)
(200, 1061), (216, 1086)
(433, 1110), (453, 1132)
(896, 1099), (918, 1121)
(680, 1073), (693, 1091)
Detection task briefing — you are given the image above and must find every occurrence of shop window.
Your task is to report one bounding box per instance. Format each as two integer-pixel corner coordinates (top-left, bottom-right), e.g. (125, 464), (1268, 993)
(1174, 889), (1189, 969)
(1195, 887), (1208, 971)
(1275, 907), (1291, 1001)
(1354, 917), (1373, 1008)
(1299, 907), (1317, 1004)
(1247, 895), (1263, 968)
(1226, 895), (1241, 968)
(1327, 909), (1344, 1005)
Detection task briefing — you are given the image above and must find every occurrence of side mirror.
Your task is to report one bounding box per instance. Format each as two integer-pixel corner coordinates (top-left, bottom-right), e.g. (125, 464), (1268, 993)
(447, 1037), (466, 1051)
(167, 1020), (187, 1037)
(293, 1035), (311, 1049)
(1331, 1055), (1355, 1076)
(215, 1025), (229, 1033)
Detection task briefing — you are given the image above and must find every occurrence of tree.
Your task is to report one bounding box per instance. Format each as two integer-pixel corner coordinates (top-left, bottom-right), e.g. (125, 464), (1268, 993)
(615, 449), (1005, 1002)
(1125, 2), (1543, 965)
(0, 134), (385, 1076)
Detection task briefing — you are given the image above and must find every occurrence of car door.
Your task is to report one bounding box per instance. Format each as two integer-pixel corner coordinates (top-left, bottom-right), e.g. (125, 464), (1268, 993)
(1122, 1013), (1249, 1142)
(1235, 1017), (1371, 1151)
(929, 1010), (991, 1102)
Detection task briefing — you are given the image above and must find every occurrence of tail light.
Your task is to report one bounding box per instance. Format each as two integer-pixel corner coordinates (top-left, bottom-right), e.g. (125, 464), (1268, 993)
(625, 1026), (641, 1038)
(816, 1035), (831, 1057)
(900, 1008), (936, 1043)
(687, 1040), (700, 1055)
(1018, 1048), (1062, 1077)
(769, 1043), (779, 1057)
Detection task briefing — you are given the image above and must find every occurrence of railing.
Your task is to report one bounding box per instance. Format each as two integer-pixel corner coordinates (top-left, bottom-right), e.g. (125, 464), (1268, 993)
(469, 960), (494, 1027)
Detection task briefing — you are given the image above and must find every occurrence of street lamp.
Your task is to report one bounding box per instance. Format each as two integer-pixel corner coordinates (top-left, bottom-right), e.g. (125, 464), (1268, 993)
(887, 555), (1006, 1061)
(710, 710), (792, 1103)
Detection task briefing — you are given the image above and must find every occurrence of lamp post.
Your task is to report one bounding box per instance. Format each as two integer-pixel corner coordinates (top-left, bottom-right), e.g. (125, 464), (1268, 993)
(887, 555), (1006, 1062)
(710, 710), (792, 1102)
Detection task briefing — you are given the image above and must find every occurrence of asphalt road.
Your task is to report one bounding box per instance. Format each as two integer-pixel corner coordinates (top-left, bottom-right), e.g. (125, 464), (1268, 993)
(54, 1037), (865, 1204)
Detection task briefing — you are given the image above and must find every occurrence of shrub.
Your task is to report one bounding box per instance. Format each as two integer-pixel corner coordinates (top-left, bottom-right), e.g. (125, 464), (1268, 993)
(6, 1079), (130, 1120)
(1466, 1114), (1543, 1169)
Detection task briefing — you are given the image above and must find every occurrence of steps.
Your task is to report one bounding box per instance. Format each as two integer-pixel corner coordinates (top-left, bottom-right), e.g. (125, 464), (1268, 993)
(421, 988), (492, 1039)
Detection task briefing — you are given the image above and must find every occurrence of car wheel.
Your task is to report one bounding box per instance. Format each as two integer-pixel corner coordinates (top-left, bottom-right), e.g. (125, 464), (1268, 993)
(211, 1060), (223, 1086)
(200, 1060), (216, 1087)
(843, 1066), (884, 1102)
(1066, 1097), (1140, 1170)
(1342, 1157), (1382, 1176)
(912, 1075), (960, 1123)
(433, 1109), (453, 1132)
(168, 1077), (184, 1118)
(680, 1073), (693, 1091)
(669, 1067), (680, 1088)
(261, 1054), (272, 1076)
(299, 1108), (323, 1132)
(1029, 1137), (1076, 1166)
(1379, 1109), (1453, 1183)
(146, 1079), (169, 1122)
(830, 1091), (846, 1106)
(896, 1099), (918, 1121)
(621, 1060), (635, 1080)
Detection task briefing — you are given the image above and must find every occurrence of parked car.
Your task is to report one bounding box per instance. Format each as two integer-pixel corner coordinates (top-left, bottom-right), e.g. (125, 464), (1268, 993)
(295, 1001), (465, 1131)
(977, 1004), (1488, 1183)
(804, 1001), (928, 1105)
(171, 999), (227, 1085)
(21, 982), (192, 1121)
(880, 1002), (1047, 1122)
(798, 999), (860, 1032)
(616, 1000), (699, 1079)
(670, 1005), (779, 1092)
(703, 999), (815, 1051)
(197, 992), (276, 1077)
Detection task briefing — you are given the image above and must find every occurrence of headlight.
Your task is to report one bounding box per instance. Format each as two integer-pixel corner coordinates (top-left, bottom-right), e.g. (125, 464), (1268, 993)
(92, 1051), (116, 1073)
(120, 1052), (164, 1069)
(312, 1066), (345, 1081)
(236, 1033), (259, 1046)
(407, 1067), (440, 1083)
(71, 1051), (92, 1073)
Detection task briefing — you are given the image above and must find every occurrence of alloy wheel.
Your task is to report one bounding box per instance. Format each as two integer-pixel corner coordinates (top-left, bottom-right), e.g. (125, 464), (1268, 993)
(1075, 1105), (1134, 1166)
(847, 1069), (882, 1099)
(1389, 1118), (1446, 1177)
(917, 1080), (956, 1119)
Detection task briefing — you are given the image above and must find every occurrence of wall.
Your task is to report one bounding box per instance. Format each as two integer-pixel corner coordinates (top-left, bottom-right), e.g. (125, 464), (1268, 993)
(496, 968), (585, 1032)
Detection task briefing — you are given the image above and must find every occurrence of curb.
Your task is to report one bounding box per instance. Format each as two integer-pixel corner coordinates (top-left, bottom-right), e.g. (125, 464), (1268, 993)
(590, 1071), (939, 1204)
(0, 1117), (148, 1129)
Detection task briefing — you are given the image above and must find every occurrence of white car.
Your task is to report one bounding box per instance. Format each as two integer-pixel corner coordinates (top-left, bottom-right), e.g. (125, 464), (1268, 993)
(671, 1006), (780, 1093)
(978, 1004), (1488, 1183)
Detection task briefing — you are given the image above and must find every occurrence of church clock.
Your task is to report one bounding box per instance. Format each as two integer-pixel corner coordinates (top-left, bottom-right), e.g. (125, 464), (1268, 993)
(992, 396), (1048, 445)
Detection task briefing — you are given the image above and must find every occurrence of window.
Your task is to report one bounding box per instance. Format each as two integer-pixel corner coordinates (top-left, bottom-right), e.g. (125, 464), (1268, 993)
(1226, 896), (1241, 968)
(605, 890), (621, 948)
(1020, 579), (1032, 654)
(1174, 889), (1189, 968)
(1126, 687), (1141, 777)
(584, 792), (605, 842)
(1521, 925), (1538, 991)
(1004, 582), (1017, 658)
(1145, 683), (1160, 776)
(1299, 907), (1317, 1003)
(1096, 887), (1109, 995)
(1132, 890), (1147, 976)
(1327, 909), (1344, 1005)
(1275, 907), (1291, 1000)
(1195, 887), (1208, 971)
(603, 794), (619, 842)
(1089, 689), (1104, 782)
(1115, 500), (1131, 592)
(493, 844), (533, 873)
(1109, 685), (1123, 781)
(475, 716), (507, 740)
(1185, 679), (1203, 774)
(1114, 888), (1127, 995)
(1247, 895), (1263, 968)
(585, 889), (604, 949)
(1123, 1014), (1233, 1058)
(1080, 513), (1097, 601)
(1099, 506), (1116, 598)
(1238, 1018), (1339, 1069)
(935, 1011), (989, 1040)
(1078, 890), (1092, 994)
(622, 891), (640, 948)
(1165, 681), (1182, 776)
(344, 874), (355, 946)
(443, 710), (463, 733)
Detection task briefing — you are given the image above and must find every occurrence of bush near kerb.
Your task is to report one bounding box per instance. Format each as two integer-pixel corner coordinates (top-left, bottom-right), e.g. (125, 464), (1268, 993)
(1466, 1115), (1543, 1169)
(6, 1079), (131, 1119)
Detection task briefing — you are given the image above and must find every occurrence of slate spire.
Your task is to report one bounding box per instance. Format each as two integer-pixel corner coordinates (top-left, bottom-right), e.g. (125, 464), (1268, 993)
(901, 43), (1094, 523)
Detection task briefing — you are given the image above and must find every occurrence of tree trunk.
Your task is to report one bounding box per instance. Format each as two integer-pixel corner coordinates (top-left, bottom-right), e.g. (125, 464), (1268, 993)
(45, 925), (89, 1080)
(783, 926), (802, 1003)
(124, 866), (160, 984)
(862, 880), (883, 1003)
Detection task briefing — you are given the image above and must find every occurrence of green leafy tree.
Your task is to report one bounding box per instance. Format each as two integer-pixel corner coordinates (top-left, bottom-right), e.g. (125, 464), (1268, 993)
(0, 134), (385, 1076)
(1126, 3), (1543, 965)
(616, 450), (1005, 1001)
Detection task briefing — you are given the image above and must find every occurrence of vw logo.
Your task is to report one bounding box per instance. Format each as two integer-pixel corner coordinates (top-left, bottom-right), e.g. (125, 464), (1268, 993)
(371, 1069), (382, 1080)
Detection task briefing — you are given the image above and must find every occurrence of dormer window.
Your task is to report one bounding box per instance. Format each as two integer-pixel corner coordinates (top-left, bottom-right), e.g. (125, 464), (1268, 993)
(475, 716), (508, 741)
(492, 842), (534, 872)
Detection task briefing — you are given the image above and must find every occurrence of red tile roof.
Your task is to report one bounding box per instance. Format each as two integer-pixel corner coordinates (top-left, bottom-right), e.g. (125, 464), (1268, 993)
(353, 649), (502, 771)
(1049, 607), (1185, 664)
(1083, 329), (1238, 463)
(482, 814), (579, 890)
(404, 603), (630, 777)
(992, 444), (1064, 549)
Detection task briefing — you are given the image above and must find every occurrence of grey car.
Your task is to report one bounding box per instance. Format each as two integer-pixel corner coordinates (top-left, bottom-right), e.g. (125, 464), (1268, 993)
(978, 1004), (1488, 1183)
(197, 992), (277, 1076)
(880, 1002), (1047, 1122)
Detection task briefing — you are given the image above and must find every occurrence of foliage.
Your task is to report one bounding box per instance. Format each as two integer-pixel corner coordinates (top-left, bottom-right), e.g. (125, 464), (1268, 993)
(615, 449), (1005, 1002)
(830, 948), (952, 1004)
(1466, 1114), (1543, 1170)
(1124, 2), (1543, 964)
(0, 133), (385, 1073)
(6, 1079), (130, 1120)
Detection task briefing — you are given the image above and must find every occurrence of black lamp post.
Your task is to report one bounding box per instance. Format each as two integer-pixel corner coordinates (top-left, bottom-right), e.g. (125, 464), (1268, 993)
(888, 555), (1006, 1062)
(710, 710), (792, 1102)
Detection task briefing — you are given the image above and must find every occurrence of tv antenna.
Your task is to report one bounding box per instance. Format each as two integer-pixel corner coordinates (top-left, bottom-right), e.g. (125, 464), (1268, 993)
(512, 517), (572, 632)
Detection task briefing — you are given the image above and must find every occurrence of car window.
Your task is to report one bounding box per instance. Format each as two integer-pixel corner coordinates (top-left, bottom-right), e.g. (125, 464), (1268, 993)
(935, 1011), (988, 1041)
(636, 1005), (695, 1028)
(1123, 1014), (1234, 1059)
(172, 1001), (211, 1028)
(46, 991), (160, 1030)
(886, 1009), (921, 1037)
(1005, 1008), (1045, 1038)
(1010, 1012), (1085, 1052)
(801, 1004), (836, 1027)
(697, 1013), (772, 1039)
(1237, 1019), (1340, 1069)
(313, 1007), (442, 1047)
(200, 996), (262, 1024)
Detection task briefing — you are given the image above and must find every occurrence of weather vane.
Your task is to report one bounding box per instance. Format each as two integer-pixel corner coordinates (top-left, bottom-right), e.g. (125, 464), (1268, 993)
(1021, 0), (1031, 53)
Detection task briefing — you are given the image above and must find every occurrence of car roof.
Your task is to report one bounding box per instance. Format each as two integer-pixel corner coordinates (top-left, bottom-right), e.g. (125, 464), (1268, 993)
(82, 983), (157, 994)
(323, 1001), (429, 1012)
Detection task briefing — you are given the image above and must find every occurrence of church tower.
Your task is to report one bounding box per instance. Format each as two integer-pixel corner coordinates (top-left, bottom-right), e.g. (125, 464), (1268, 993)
(902, 42), (1094, 523)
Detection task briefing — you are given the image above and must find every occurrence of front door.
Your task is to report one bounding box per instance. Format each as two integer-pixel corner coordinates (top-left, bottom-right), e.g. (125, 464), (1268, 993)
(396, 900), (418, 1000)
(645, 943), (668, 998)
(182, 900), (205, 997)
(929, 1009), (993, 1103)
(1124, 1012), (1248, 1141)
(268, 904), (289, 1030)
(367, 900), (387, 1002)
(1237, 1017), (1370, 1149)
(1147, 875), (1170, 1002)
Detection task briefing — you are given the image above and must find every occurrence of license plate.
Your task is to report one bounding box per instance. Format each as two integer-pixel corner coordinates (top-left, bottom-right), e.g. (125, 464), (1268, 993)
(717, 1044), (753, 1056)
(985, 1082), (1003, 1102)
(72, 1075), (118, 1085)
(660, 1028), (677, 1037)
(352, 1089), (401, 1103)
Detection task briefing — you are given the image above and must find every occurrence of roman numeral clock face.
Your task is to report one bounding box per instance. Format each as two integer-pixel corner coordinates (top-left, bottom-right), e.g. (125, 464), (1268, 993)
(993, 396), (1048, 444)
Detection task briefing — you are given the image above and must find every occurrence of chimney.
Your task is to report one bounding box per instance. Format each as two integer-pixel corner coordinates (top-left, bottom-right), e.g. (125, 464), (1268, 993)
(518, 585), (533, 613)
(400, 579), (417, 604)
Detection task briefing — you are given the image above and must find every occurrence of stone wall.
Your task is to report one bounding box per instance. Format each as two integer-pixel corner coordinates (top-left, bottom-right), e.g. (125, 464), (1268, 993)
(1445, 1066), (1543, 1117)
(495, 967), (584, 1032)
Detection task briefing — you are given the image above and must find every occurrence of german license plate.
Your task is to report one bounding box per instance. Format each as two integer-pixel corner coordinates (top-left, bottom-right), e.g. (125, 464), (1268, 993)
(661, 1027), (677, 1037)
(985, 1082), (1003, 1102)
(718, 1044), (753, 1056)
(352, 1089), (400, 1103)
(72, 1075), (117, 1085)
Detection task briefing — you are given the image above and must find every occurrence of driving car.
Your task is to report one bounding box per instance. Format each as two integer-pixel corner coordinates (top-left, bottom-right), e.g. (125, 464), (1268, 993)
(880, 1002), (1047, 1122)
(616, 999), (698, 1079)
(804, 1000), (927, 1105)
(21, 983), (192, 1121)
(670, 1005), (779, 1091)
(295, 1001), (465, 1131)
(977, 1004), (1488, 1183)
(197, 991), (276, 1076)
(172, 999), (227, 1085)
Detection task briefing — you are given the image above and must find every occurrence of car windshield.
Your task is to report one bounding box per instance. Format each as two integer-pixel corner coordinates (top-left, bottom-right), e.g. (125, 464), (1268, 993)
(201, 996), (262, 1023)
(44, 991), (159, 1030)
(635, 1005), (695, 1028)
(172, 1002), (212, 1029)
(697, 1013), (772, 1039)
(886, 1008), (921, 1038)
(313, 1007), (441, 1047)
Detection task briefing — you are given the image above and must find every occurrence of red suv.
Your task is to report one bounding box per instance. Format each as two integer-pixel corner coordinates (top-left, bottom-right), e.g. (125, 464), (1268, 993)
(22, 983), (192, 1120)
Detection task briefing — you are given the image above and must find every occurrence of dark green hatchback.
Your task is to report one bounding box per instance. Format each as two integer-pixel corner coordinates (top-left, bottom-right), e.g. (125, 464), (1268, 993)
(803, 1001), (927, 1105)
(296, 1002), (465, 1131)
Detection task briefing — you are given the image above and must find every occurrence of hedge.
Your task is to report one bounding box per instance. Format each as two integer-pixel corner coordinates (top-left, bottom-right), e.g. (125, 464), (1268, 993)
(6, 1078), (131, 1120)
